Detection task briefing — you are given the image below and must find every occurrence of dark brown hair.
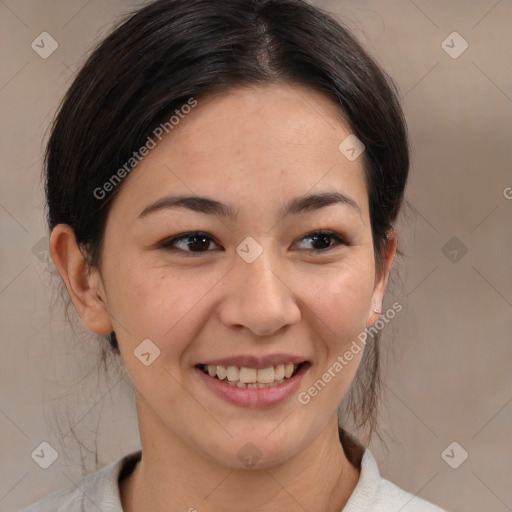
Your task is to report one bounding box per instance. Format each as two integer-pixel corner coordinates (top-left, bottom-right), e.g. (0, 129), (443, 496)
(44, 0), (410, 442)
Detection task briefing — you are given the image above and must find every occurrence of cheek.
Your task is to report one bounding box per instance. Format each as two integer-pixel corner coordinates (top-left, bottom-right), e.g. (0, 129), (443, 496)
(296, 261), (375, 404)
(110, 266), (212, 396)
(304, 257), (376, 344)
(109, 258), (219, 354)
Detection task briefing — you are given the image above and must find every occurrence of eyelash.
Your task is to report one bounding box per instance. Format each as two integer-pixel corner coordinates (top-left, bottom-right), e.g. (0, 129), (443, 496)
(158, 230), (350, 256)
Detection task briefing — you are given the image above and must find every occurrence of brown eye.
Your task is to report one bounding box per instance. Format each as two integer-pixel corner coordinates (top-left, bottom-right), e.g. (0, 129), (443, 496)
(159, 230), (349, 256)
(295, 231), (349, 252)
(160, 232), (220, 255)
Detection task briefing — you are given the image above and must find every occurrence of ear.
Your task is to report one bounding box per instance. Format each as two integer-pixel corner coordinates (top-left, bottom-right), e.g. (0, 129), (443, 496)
(49, 224), (114, 335)
(366, 230), (397, 328)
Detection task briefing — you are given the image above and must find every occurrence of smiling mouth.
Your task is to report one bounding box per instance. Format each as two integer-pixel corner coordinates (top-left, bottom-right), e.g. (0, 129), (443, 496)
(196, 362), (305, 388)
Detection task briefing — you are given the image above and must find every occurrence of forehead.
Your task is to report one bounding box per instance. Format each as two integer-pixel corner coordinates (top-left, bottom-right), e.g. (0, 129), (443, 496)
(172, 84), (352, 158)
(110, 83), (369, 223)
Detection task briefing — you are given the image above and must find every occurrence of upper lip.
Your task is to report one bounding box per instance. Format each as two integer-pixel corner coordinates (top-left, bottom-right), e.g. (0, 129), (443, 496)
(197, 353), (308, 369)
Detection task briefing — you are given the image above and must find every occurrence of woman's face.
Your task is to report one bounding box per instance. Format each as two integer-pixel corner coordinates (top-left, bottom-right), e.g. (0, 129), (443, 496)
(91, 84), (393, 468)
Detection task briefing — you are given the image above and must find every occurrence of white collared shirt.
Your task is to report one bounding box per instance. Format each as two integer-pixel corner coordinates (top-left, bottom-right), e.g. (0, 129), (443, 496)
(19, 435), (446, 511)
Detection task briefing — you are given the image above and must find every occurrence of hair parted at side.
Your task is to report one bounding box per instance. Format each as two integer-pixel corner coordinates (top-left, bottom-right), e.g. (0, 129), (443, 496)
(44, 0), (410, 443)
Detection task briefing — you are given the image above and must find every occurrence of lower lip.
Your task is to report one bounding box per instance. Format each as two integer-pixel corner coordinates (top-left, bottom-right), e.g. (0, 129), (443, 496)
(195, 363), (310, 408)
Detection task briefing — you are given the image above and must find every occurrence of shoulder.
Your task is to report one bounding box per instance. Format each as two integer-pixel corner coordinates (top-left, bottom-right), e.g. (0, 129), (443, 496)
(344, 449), (446, 511)
(17, 451), (142, 512)
(338, 430), (446, 512)
(370, 472), (447, 511)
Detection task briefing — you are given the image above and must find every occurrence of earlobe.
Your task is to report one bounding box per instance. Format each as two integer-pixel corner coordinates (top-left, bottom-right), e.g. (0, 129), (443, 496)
(366, 231), (397, 328)
(49, 224), (114, 335)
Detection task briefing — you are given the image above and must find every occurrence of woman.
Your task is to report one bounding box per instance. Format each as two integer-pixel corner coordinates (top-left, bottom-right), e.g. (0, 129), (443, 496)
(21, 0), (446, 510)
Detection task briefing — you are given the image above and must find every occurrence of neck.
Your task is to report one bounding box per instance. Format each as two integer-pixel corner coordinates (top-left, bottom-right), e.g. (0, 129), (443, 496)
(121, 396), (361, 512)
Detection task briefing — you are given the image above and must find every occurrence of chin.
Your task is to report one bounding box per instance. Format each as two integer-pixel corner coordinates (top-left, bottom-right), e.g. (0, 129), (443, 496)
(205, 425), (308, 471)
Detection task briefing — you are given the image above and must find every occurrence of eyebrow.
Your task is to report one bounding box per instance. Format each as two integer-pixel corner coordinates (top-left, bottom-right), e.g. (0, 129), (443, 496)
(137, 191), (361, 221)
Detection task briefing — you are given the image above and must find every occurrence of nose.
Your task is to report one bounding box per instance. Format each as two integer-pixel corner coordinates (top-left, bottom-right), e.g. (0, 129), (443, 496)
(217, 243), (301, 337)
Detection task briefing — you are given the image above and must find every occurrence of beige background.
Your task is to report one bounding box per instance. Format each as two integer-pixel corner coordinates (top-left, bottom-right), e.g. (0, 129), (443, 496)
(1, 1), (511, 511)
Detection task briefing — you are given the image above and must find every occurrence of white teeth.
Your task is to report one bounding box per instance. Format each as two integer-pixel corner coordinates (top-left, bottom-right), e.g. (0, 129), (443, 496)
(216, 365), (227, 380)
(226, 366), (239, 382)
(239, 367), (257, 383)
(202, 362), (300, 385)
(274, 364), (285, 380)
(257, 366), (274, 383)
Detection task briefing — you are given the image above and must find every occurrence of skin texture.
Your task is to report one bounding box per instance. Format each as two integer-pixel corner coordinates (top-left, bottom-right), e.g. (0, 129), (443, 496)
(50, 84), (396, 512)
